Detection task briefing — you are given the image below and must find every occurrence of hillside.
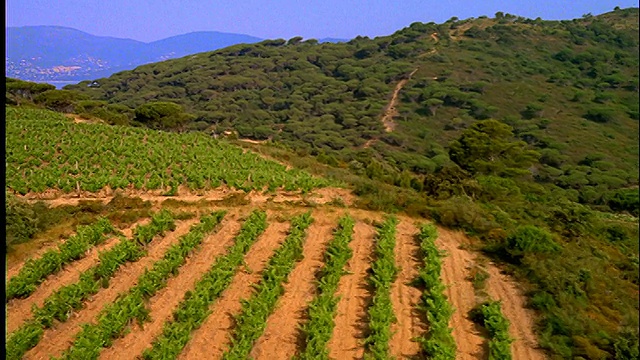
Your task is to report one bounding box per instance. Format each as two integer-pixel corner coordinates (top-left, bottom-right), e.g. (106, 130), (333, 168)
(65, 8), (639, 190)
(5, 26), (263, 83)
(6, 106), (541, 360)
(6, 7), (640, 359)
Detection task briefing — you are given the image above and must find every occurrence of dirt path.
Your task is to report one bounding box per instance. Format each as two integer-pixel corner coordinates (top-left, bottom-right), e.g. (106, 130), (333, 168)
(65, 113), (95, 124)
(485, 265), (546, 360)
(251, 211), (335, 359)
(362, 139), (376, 149)
(380, 69), (418, 133)
(239, 138), (268, 145)
(389, 219), (426, 359)
(99, 212), (244, 360)
(435, 228), (486, 360)
(178, 216), (290, 359)
(328, 219), (378, 359)
(24, 218), (199, 360)
(18, 186), (238, 205)
(15, 186), (354, 208)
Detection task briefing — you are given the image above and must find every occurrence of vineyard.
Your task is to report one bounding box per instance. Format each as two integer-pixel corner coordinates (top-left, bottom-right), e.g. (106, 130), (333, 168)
(5, 202), (548, 360)
(5, 106), (547, 359)
(6, 107), (329, 195)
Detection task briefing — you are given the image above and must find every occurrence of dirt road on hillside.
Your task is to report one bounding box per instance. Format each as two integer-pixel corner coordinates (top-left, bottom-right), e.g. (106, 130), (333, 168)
(381, 69), (418, 133)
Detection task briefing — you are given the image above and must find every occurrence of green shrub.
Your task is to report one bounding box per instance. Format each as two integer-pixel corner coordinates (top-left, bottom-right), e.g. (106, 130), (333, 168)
(34, 90), (89, 113)
(583, 106), (617, 123)
(608, 188), (639, 216)
(6, 194), (38, 249)
(505, 225), (560, 258)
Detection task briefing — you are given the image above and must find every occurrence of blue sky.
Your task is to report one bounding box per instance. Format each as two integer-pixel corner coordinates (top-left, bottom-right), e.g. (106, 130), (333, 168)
(6, 0), (639, 42)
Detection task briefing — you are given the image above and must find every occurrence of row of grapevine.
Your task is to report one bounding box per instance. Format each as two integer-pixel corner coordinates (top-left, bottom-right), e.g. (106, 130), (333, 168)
(142, 210), (269, 359)
(6, 107), (329, 195)
(6, 218), (117, 300)
(296, 215), (356, 360)
(57, 211), (227, 359)
(415, 224), (457, 359)
(222, 212), (314, 360)
(364, 216), (399, 360)
(6, 210), (176, 360)
(476, 301), (513, 360)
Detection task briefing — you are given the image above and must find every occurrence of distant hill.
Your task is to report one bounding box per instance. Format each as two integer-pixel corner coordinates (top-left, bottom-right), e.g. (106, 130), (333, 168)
(5, 26), (263, 83)
(318, 37), (349, 43)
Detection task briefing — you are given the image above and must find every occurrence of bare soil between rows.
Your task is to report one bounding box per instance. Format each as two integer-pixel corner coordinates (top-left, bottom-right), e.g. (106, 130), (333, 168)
(7, 202), (544, 359)
(250, 210), (336, 360)
(101, 211), (244, 360)
(23, 219), (200, 360)
(328, 218), (378, 359)
(389, 218), (427, 359)
(179, 214), (291, 359)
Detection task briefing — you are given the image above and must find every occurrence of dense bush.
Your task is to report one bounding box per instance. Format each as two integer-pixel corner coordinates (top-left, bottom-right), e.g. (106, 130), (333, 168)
(6, 194), (38, 249)
(33, 90), (89, 113)
(505, 225), (560, 258)
(584, 106), (617, 123)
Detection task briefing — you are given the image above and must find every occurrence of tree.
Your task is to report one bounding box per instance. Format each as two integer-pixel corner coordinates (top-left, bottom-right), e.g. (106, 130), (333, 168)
(34, 89), (88, 113)
(425, 98), (444, 116)
(134, 101), (194, 131)
(521, 103), (544, 119)
(287, 36), (303, 45)
(6, 78), (55, 101)
(448, 119), (539, 176)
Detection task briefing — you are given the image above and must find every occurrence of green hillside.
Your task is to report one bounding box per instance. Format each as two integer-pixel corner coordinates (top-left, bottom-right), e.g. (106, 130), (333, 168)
(6, 7), (640, 359)
(59, 8), (639, 212)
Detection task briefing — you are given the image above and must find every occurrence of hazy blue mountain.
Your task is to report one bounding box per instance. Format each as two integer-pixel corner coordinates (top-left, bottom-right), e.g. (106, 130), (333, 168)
(6, 26), (262, 83)
(318, 37), (349, 43)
